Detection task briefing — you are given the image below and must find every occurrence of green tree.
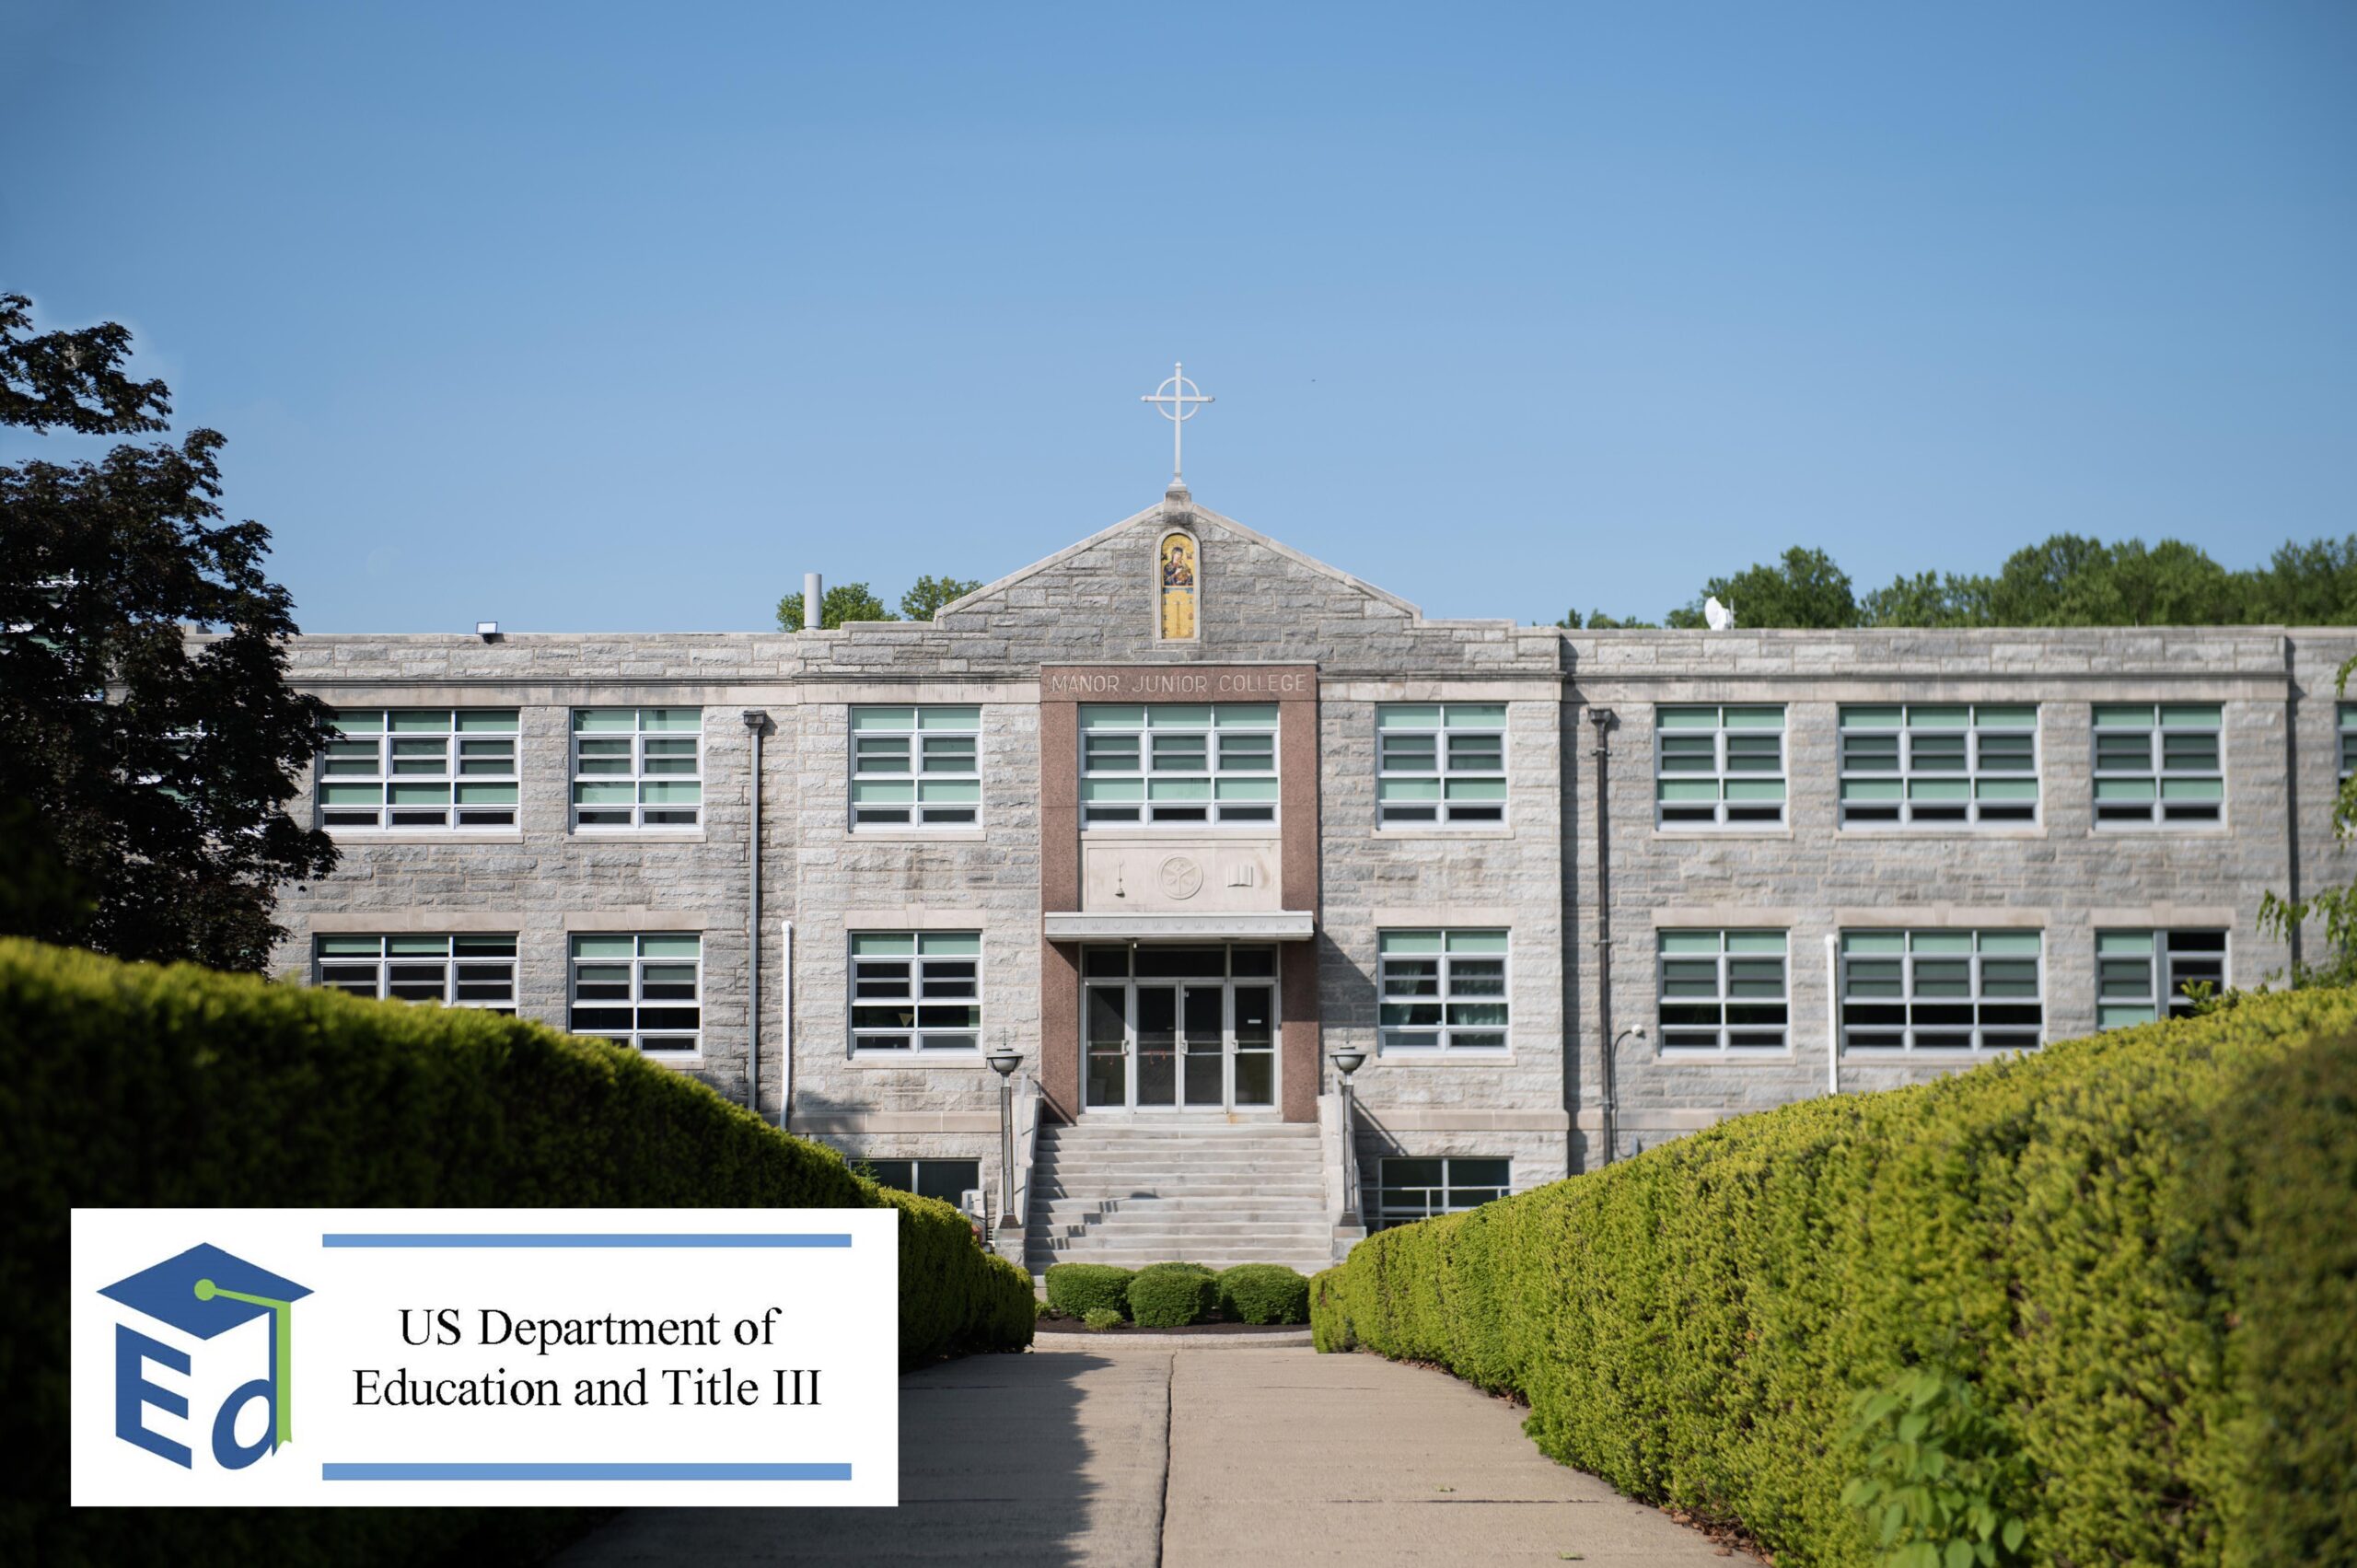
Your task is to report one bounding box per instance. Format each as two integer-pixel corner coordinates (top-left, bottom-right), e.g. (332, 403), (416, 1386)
(1556, 609), (1660, 630)
(1861, 570), (1991, 628)
(900, 574), (982, 621)
(0, 292), (338, 970)
(775, 581), (898, 632)
(1692, 546), (1859, 628)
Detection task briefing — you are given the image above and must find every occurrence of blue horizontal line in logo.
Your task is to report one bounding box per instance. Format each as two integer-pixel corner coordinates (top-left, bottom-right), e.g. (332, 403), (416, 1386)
(323, 1462), (853, 1481)
(319, 1233), (853, 1248)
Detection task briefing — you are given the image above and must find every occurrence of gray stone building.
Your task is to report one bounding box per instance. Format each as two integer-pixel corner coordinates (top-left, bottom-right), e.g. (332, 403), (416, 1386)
(272, 482), (2349, 1273)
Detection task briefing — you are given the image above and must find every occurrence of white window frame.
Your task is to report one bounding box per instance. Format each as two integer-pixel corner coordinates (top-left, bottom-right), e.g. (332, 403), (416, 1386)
(314, 934), (517, 1011)
(1375, 1156), (1512, 1229)
(1376, 703), (1507, 826)
(1376, 929), (1510, 1055)
(570, 708), (703, 830)
(1838, 704), (2039, 828)
(849, 705), (981, 829)
(2096, 928), (2229, 1028)
(854, 1156), (983, 1206)
(849, 931), (983, 1054)
(1838, 929), (2045, 1053)
(319, 709), (519, 830)
(1078, 703), (1279, 828)
(2092, 703), (2224, 827)
(1655, 929), (1789, 1053)
(1655, 705), (1787, 828)
(568, 932), (702, 1054)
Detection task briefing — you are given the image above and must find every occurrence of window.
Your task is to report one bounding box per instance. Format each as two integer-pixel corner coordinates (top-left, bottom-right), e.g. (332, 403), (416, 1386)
(2340, 703), (2357, 779)
(315, 934), (517, 1011)
(1376, 1157), (1511, 1229)
(850, 706), (981, 827)
(568, 933), (702, 1053)
(2092, 704), (2223, 826)
(1839, 704), (2038, 826)
(1376, 704), (1505, 825)
(319, 709), (519, 830)
(1656, 706), (1786, 827)
(850, 932), (982, 1051)
(858, 1158), (982, 1206)
(1839, 930), (2043, 1051)
(1656, 930), (1788, 1052)
(1377, 929), (1509, 1053)
(572, 708), (702, 829)
(2096, 929), (2228, 1027)
(1079, 703), (1277, 826)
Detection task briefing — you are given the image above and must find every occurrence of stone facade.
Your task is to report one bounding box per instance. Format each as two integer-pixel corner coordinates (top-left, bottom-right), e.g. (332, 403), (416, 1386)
(268, 489), (2351, 1237)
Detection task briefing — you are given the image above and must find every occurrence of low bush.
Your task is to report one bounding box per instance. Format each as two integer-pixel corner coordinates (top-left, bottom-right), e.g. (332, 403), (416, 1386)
(1083, 1307), (1125, 1331)
(0, 939), (1034, 1568)
(1311, 988), (2357, 1567)
(1217, 1263), (1310, 1325)
(1044, 1262), (1134, 1320)
(1128, 1261), (1219, 1327)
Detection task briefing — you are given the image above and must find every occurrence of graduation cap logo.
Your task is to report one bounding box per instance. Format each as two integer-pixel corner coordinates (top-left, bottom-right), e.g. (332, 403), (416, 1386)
(101, 1244), (311, 1464)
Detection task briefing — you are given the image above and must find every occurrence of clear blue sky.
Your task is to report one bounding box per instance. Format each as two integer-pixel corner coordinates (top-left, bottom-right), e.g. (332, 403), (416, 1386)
(6, 2), (2352, 632)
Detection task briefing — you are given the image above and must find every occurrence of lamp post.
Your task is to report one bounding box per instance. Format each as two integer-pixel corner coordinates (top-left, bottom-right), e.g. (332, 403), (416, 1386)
(1330, 1046), (1366, 1225)
(986, 1040), (1023, 1237)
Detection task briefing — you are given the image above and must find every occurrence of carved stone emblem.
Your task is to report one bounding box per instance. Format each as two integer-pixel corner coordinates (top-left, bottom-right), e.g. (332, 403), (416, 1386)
(1158, 855), (1204, 900)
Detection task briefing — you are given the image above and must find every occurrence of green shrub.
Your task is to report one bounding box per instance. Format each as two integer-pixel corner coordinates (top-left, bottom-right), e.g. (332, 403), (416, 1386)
(0, 939), (1034, 1568)
(1840, 1367), (2029, 1568)
(1083, 1307), (1125, 1331)
(1128, 1261), (1219, 1327)
(1217, 1263), (1310, 1325)
(1311, 990), (2357, 1568)
(1044, 1262), (1134, 1320)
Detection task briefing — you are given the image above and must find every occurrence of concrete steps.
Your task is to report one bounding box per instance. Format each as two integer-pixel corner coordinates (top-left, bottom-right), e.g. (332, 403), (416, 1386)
(1024, 1120), (1338, 1277)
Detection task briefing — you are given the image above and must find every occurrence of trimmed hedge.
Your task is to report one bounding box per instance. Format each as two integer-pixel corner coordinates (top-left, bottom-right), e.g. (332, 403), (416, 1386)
(0, 939), (1033, 1568)
(1217, 1263), (1310, 1326)
(1311, 989), (2357, 1567)
(1128, 1261), (1219, 1327)
(1044, 1262), (1134, 1320)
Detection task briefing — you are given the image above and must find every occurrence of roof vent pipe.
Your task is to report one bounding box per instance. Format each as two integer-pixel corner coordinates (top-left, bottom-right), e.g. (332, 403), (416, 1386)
(803, 573), (822, 633)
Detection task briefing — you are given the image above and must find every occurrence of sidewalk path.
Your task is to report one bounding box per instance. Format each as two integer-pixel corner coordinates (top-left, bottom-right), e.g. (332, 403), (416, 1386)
(559, 1342), (1759, 1567)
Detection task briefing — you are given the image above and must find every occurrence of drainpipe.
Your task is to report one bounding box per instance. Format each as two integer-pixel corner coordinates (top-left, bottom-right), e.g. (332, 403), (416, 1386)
(1825, 933), (1840, 1097)
(779, 918), (794, 1130)
(743, 709), (768, 1119)
(1588, 707), (1618, 1169)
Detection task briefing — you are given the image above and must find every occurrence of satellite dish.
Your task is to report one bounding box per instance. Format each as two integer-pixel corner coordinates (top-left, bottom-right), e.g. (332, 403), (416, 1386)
(1703, 596), (1736, 632)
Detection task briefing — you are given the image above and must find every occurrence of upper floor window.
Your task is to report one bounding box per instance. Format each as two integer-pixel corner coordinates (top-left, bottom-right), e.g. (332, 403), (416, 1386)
(2093, 703), (2223, 826)
(1375, 1156), (1511, 1230)
(572, 708), (702, 829)
(1839, 704), (2038, 827)
(1656, 705), (1786, 828)
(314, 933), (517, 1012)
(569, 932), (702, 1053)
(1377, 929), (1509, 1054)
(2096, 928), (2227, 1027)
(1080, 703), (1277, 827)
(2340, 703), (2356, 779)
(1839, 929), (2043, 1052)
(850, 932), (981, 1052)
(1657, 929), (1788, 1053)
(319, 709), (518, 830)
(1376, 703), (1505, 826)
(851, 705), (981, 828)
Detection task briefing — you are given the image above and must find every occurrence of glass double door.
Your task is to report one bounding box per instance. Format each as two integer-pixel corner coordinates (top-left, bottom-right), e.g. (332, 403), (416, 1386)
(1086, 980), (1276, 1111)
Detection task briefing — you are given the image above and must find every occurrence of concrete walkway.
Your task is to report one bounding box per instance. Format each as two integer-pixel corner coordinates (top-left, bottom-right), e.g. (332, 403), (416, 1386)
(559, 1342), (1759, 1567)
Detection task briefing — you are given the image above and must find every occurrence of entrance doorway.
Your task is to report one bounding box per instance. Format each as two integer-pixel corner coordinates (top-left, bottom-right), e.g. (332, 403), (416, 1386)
(1083, 945), (1278, 1112)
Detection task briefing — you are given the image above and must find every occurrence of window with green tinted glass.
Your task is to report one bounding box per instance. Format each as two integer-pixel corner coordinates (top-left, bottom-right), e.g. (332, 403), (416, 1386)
(1838, 704), (2038, 826)
(1079, 703), (1277, 826)
(850, 706), (981, 828)
(850, 932), (982, 1051)
(1839, 929), (2043, 1051)
(1655, 706), (1786, 827)
(319, 709), (519, 830)
(1657, 930), (1788, 1051)
(571, 708), (702, 829)
(2092, 703), (2223, 826)
(2096, 928), (2227, 1027)
(568, 932), (702, 1052)
(1376, 703), (1505, 825)
(1377, 929), (1509, 1053)
(1376, 1156), (1511, 1229)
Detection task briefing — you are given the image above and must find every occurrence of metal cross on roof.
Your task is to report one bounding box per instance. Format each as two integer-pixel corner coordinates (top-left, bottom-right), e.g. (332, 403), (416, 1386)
(1141, 362), (1213, 489)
